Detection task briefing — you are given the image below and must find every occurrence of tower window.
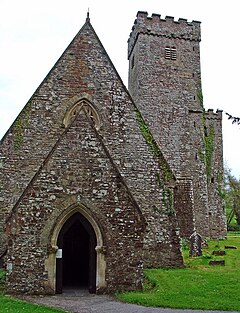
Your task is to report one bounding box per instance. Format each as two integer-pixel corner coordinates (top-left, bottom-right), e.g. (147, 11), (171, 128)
(204, 126), (208, 137)
(165, 47), (177, 60)
(131, 55), (135, 69)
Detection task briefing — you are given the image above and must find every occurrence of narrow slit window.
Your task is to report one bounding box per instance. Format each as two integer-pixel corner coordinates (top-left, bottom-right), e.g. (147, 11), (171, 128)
(204, 126), (208, 137)
(131, 55), (135, 69)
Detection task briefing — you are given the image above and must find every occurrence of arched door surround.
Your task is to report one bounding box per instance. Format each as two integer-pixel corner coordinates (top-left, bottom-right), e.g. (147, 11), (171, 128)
(45, 204), (106, 294)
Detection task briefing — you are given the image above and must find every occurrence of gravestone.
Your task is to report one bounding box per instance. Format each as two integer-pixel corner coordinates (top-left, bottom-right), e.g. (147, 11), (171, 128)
(225, 245), (237, 249)
(189, 230), (202, 257)
(212, 250), (226, 256)
(209, 260), (225, 266)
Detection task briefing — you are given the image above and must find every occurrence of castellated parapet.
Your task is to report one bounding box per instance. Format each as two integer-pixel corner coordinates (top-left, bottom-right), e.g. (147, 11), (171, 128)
(205, 109), (223, 120)
(128, 11), (201, 59)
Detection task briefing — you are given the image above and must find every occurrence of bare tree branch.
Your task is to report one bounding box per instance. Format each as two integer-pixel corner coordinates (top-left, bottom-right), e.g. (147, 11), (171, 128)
(225, 112), (240, 125)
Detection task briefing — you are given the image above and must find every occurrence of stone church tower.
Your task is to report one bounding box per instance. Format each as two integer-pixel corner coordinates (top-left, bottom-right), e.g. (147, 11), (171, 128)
(128, 12), (226, 239)
(0, 12), (226, 295)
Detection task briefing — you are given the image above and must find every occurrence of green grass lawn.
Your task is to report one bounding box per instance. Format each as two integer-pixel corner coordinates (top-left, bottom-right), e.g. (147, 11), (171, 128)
(0, 295), (68, 313)
(0, 270), (67, 313)
(117, 234), (240, 311)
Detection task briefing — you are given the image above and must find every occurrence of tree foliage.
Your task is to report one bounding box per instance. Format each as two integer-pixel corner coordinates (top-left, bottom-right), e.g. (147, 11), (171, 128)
(224, 167), (240, 228)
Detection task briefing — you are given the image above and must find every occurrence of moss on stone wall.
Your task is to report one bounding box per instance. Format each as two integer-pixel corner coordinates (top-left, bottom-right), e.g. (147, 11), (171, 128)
(13, 102), (32, 150)
(163, 186), (175, 216)
(197, 88), (204, 111)
(204, 125), (215, 179)
(217, 174), (225, 199)
(135, 108), (175, 216)
(135, 109), (174, 183)
(135, 109), (160, 159)
(197, 87), (215, 180)
(156, 172), (175, 216)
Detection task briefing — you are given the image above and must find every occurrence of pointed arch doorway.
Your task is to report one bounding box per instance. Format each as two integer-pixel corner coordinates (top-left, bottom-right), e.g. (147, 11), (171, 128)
(56, 212), (97, 293)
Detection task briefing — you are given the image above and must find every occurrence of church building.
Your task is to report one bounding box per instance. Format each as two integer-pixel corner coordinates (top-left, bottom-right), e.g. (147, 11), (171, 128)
(0, 11), (226, 294)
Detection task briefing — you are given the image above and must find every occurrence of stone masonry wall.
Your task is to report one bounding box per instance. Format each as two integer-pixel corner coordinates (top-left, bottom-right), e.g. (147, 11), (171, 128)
(205, 110), (227, 238)
(128, 11), (202, 177)
(188, 110), (210, 236)
(6, 111), (145, 293)
(1, 17), (183, 293)
(174, 178), (195, 238)
(187, 109), (226, 238)
(128, 11), (226, 238)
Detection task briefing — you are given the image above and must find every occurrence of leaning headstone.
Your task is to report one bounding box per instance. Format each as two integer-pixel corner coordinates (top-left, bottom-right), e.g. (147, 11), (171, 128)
(189, 230), (202, 257)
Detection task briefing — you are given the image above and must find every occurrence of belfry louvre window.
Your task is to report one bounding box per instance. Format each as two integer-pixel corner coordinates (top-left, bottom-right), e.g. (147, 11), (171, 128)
(165, 47), (177, 60)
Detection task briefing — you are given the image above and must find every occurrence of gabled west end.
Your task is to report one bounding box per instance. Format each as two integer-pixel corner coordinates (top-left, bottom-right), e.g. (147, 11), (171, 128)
(0, 13), (184, 295)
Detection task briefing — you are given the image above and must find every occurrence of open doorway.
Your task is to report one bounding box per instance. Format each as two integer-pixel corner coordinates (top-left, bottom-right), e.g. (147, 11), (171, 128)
(56, 212), (97, 294)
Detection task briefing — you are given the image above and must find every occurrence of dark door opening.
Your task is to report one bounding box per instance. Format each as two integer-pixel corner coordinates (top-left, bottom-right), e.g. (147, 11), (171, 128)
(56, 212), (97, 294)
(63, 219), (89, 287)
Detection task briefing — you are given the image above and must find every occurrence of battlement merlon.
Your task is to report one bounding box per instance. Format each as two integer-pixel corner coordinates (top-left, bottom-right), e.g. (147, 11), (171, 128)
(189, 109), (223, 120)
(205, 109), (223, 120)
(128, 11), (201, 59)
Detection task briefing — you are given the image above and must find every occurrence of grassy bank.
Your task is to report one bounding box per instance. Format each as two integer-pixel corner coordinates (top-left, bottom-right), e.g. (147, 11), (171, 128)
(118, 235), (240, 311)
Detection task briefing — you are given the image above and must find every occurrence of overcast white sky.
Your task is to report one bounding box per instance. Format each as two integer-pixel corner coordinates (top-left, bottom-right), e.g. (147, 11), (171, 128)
(0, 0), (239, 178)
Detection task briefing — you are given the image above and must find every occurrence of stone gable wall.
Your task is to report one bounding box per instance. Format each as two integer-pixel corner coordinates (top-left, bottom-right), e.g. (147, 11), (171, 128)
(6, 111), (145, 293)
(1, 18), (183, 294)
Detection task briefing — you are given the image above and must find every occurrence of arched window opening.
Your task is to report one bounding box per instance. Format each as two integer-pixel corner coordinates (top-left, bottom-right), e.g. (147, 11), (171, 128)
(63, 99), (101, 130)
